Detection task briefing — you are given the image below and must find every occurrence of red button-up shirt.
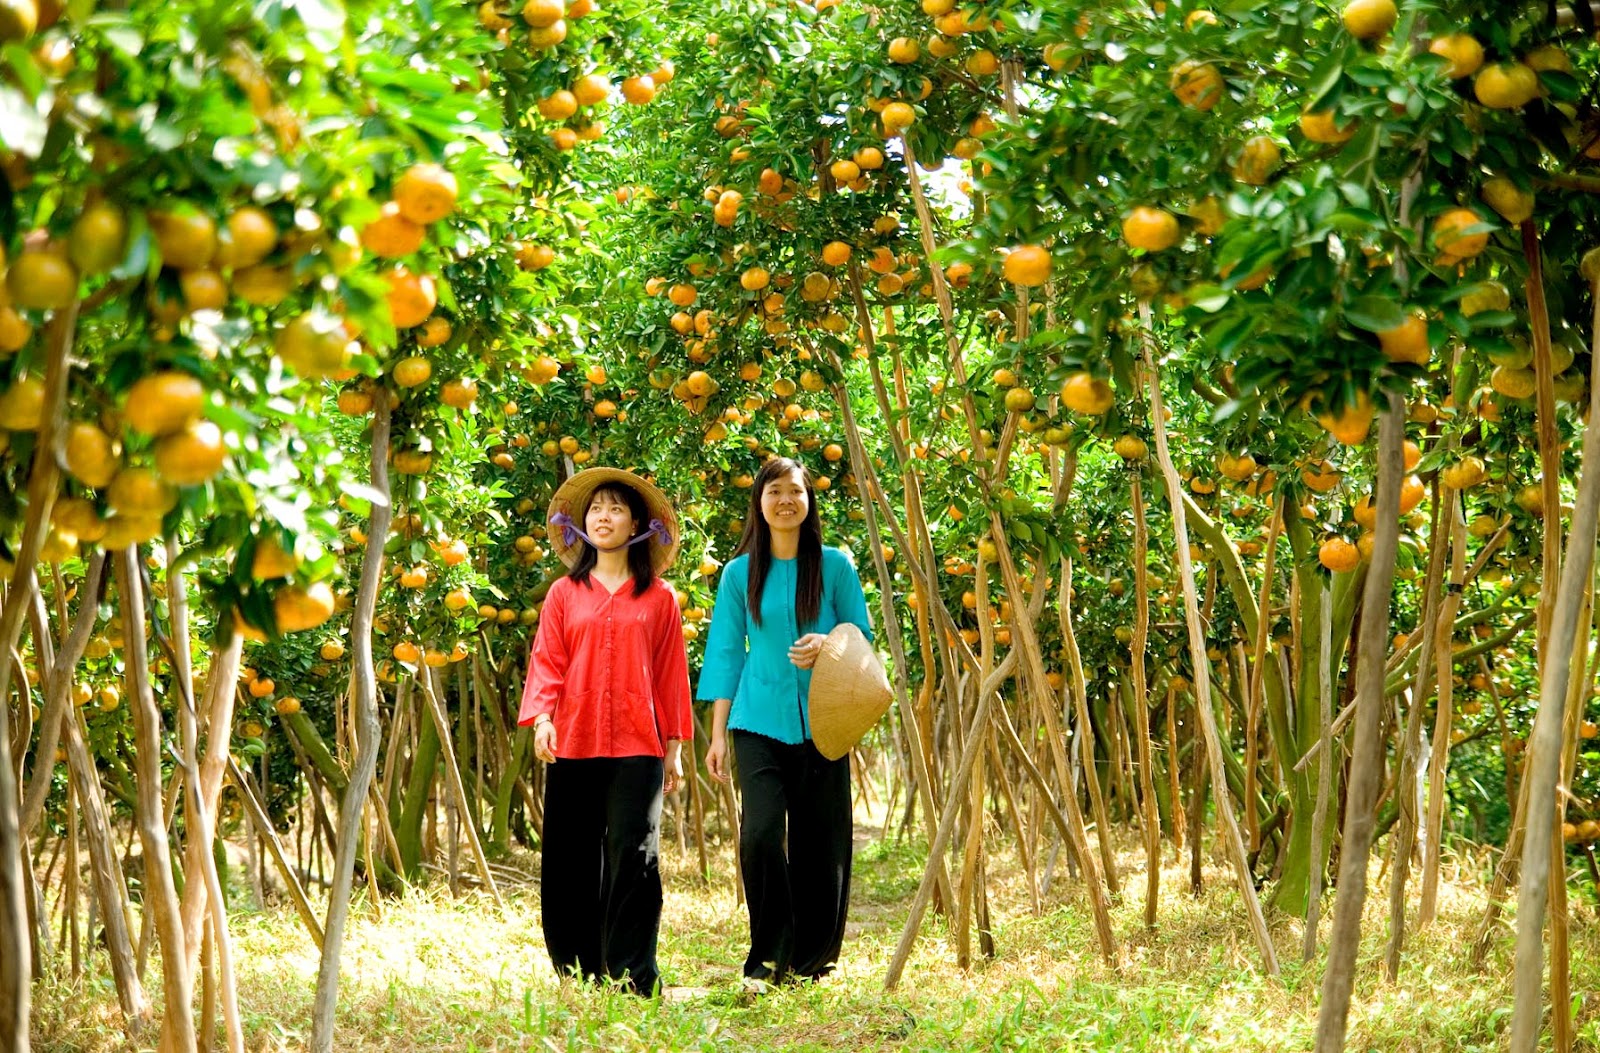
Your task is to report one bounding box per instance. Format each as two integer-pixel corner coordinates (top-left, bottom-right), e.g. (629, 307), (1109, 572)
(517, 575), (693, 760)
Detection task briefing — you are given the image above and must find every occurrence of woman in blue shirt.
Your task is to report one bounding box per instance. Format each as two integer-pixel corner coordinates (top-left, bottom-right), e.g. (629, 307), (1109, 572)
(699, 456), (872, 988)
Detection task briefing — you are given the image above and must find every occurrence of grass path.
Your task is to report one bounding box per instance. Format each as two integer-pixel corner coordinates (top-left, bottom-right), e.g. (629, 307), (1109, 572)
(29, 822), (1597, 1051)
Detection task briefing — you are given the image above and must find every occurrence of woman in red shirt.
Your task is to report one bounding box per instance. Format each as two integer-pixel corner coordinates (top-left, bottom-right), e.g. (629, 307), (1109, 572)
(519, 467), (692, 996)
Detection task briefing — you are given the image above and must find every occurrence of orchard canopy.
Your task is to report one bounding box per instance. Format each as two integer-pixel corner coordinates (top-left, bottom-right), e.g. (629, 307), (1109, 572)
(3, 0), (1600, 1049)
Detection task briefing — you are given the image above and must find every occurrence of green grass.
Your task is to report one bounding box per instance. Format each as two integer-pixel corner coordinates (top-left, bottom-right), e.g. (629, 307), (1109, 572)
(28, 825), (1600, 1051)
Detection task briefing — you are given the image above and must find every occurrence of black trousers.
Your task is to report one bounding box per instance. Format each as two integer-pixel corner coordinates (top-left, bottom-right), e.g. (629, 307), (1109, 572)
(731, 730), (853, 981)
(540, 756), (664, 995)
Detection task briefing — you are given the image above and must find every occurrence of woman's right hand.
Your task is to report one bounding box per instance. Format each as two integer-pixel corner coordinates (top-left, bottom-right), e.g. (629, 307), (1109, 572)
(534, 720), (557, 764)
(706, 734), (730, 783)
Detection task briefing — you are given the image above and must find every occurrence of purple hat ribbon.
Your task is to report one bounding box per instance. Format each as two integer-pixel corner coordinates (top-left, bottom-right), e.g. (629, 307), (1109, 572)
(550, 512), (673, 550)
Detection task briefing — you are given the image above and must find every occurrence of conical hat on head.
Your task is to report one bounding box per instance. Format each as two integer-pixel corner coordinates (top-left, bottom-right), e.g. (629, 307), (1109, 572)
(807, 622), (892, 761)
(546, 467), (680, 573)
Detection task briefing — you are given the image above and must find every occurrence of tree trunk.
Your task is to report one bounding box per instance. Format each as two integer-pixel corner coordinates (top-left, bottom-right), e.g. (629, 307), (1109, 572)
(1314, 393), (1405, 1052)
(1142, 332), (1279, 977)
(1508, 269), (1600, 1053)
(1130, 476), (1159, 929)
(116, 548), (197, 1052)
(311, 397), (393, 1053)
(0, 302), (78, 1050)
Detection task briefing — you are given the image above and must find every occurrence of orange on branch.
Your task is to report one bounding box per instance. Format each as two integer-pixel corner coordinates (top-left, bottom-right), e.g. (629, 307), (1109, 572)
(1002, 244), (1051, 287)
(394, 164), (459, 224)
(1122, 207), (1180, 251)
(385, 268), (437, 329)
(154, 420), (227, 485)
(124, 371), (205, 437)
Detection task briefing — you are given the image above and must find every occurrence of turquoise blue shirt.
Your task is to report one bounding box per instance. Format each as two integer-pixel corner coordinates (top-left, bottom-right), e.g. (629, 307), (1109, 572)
(696, 547), (873, 744)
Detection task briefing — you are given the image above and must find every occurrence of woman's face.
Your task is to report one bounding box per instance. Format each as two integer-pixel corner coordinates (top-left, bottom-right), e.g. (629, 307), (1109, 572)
(584, 488), (637, 551)
(759, 468), (809, 532)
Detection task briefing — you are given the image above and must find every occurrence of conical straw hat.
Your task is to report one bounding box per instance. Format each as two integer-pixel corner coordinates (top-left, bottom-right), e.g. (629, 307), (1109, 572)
(546, 467), (680, 573)
(808, 622), (891, 761)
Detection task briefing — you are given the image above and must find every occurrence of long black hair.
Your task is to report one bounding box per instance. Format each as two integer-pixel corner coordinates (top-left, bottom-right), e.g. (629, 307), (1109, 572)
(568, 482), (656, 597)
(733, 457), (822, 627)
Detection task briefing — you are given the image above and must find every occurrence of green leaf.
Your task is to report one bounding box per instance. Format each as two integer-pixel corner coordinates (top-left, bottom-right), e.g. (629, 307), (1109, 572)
(1345, 296), (1407, 333)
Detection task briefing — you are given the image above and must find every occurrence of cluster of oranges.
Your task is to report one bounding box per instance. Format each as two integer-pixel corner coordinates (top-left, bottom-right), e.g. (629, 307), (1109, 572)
(510, 0), (675, 152)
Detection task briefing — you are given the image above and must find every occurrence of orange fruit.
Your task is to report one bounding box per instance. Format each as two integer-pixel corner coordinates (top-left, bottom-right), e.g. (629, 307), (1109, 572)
(521, 0), (563, 24)
(247, 677), (275, 698)
(1232, 135), (1282, 185)
(620, 75), (656, 104)
(150, 209), (218, 270)
(107, 466), (177, 516)
(1301, 460), (1341, 492)
(394, 163), (459, 224)
(180, 268), (228, 312)
(1433, 207), (1488, 260)
(880, 102), (916, 132)
(64, 422), (119, 487)
(1480, 177), (1533, 224)
(888, 36), (919, 63)
(1169, 60), (1223, 110)
(0, 305), (31, 352)
(1002, 244), (1051, 286)
(360, 201), (426, 258)
(668, 283), (698, 307)
(1341, 0), (1396, 40)
(252, 535), (300, 579)
(1428, 33), (1484, 79)
(538, 89), (579, 120)
(416, 315), (452, 349)
(393, 355), (433, 388)
(124, 371), (205, 437)
(1473, 63), (1539, 109)
(1378, 311), (1430, 365)
(572, 73), (610, 106)
(275, 582), (336, 633)
(1318, 392), (1374, 446)
(275, 312), (352, 378)
(1319, 536), (1361, 572)
(441, 377), (478, 408)
(1059, 372), (1114, 415)
(821, 241), (852, 266)
(1123, 206), (1180, 251)
(1439, 455), (1486, 490)
(740, 266), (770, 291)
(275, 696), (302, 715)
(1299, 110), (1354, 144)
(1398, 474), (1425, 514)
(527, 19), (566, 47)
(53, 496), (106, 543)
(153, 420), (226, 485)
(231, 264), (294, 306)
(392, 449), (433, 474)
(966, 49), (998, 77)
(517, 242), (556, 271)
(0, 374), (45, 431)
(385, 268), (438, 328)
(5, 246), (77, 309)
(68, 201), (129, 275)
(218, 206), (279, 269)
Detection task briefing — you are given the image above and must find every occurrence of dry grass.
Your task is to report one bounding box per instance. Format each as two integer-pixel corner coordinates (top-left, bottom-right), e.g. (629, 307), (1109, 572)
(28, 819), (1600, 1052)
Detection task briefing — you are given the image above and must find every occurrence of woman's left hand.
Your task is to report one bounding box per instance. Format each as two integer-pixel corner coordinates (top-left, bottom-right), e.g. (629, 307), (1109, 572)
(663, 740), (684, 794)
(788, 632), (829, 670)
